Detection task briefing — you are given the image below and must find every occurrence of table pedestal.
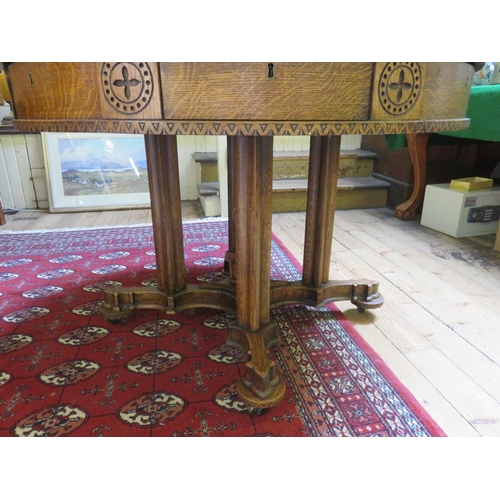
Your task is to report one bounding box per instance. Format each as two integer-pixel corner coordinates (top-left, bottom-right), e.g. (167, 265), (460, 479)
(99, 134), (384, 411)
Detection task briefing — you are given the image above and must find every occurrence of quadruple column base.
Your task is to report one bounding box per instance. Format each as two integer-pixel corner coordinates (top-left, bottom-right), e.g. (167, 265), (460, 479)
(99, 133), (386, 414)
(98, 277), (383, 408)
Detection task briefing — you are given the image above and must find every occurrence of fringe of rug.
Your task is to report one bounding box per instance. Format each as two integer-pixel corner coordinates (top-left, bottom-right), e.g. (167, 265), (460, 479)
(0, 217), (228, 234)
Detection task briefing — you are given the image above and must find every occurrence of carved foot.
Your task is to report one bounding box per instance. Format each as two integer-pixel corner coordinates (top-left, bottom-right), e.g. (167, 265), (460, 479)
(351, 292), (384, 313)
(237, 378), (286, 414)
(227, 321), (286, 411)
(99, 302), (135, 323)
(351, 280), (384, 312)
(394, 204), (418, 221)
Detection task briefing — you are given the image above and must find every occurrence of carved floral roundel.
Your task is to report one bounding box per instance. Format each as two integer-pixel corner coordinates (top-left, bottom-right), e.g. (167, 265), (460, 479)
(378, 62), (422, 116)
(101, 62), (154, 115)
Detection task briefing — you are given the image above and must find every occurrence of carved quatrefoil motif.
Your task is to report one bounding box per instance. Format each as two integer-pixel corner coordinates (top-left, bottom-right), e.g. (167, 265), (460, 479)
(378, 62), (422, 116)
(101, 62), (153, 115)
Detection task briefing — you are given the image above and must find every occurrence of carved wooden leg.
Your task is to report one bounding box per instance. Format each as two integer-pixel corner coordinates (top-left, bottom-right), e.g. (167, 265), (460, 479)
(394, 133), (431, 220)
(299, 135), (383, 312)
(100, 134), (186, 321)
(227, 135), (286, 411)
(144, 134), (186, 294)
(303, 135), (341, 287)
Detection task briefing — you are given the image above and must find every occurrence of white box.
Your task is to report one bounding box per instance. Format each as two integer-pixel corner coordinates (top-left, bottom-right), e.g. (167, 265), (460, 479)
(421, 184), (500, 238)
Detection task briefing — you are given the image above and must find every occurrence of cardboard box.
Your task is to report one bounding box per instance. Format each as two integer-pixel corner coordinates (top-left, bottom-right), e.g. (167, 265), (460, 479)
(450, 177), (494, 191)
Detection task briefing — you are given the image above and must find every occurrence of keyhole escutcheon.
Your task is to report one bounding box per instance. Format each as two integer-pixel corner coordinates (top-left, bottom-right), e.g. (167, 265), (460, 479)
(267, 63), (275, 79)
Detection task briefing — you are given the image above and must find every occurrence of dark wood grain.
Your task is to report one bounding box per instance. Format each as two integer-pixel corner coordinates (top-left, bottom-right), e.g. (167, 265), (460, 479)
(303, 135), (341, 287)
(144, 134), (186, 294)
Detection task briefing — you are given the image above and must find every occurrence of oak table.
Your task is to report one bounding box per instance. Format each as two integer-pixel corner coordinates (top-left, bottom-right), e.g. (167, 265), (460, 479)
(5, 62), (474, 412)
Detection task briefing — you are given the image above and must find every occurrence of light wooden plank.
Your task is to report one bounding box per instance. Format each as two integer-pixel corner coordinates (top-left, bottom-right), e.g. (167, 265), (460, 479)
(0, 138), (15, 208)
(406, 348), (500, 437)
(362, 209), (500, 279)
(107, 209), (132, 226)
(76, 211), (103, 228)
(92, 210), (116, 227)
(12, 135), (38, 209)
(0, 135), (25, 208)
(330, 212), (500, 410)
(25, 134), (44, 168)
(347, 243), (500, 364)
(26, 134), (48, 208)
(51, 212), (85, 228)
(348, 222), (500, 303)
(177, 135), (198, 200)
(335, 217), (500, 364)
(0, 210), (45, 231)
(128, 208), (150, 225)
(32, 174), (49, 209)
(26, 211), (67, 230)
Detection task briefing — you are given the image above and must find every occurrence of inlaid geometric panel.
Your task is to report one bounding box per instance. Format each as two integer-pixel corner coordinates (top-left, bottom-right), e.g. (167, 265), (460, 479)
(370, 62), (427, 121)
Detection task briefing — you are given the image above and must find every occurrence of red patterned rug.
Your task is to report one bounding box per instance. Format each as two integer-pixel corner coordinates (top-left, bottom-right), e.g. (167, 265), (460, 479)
(0, 221), (445, 437)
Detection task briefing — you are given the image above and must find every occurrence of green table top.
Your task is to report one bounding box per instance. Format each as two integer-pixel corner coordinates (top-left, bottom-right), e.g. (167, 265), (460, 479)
(386, 85), (500, 150)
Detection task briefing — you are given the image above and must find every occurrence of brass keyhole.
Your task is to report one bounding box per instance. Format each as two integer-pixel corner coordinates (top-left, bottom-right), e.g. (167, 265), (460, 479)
(267, 63), (275, 79)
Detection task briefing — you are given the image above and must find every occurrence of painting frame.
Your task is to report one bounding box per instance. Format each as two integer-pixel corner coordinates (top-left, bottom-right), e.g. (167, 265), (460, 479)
(42, 132), (150, 212)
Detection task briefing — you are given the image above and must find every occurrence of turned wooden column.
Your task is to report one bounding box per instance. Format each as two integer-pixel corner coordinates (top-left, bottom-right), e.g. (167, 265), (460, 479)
(233, 135), (273, 330)
(144, 134), (186, 294)
(394, 133), (431, 221)
(302, 135), (342, 287)
(227, 135), (285, 410)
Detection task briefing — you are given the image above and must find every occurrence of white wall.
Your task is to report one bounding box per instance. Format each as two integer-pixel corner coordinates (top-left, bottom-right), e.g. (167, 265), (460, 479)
(274, 135), (361, 151)
(0, 133), (361, 210)
(0, 133), (47, 210)
(0, 104), (11, 121)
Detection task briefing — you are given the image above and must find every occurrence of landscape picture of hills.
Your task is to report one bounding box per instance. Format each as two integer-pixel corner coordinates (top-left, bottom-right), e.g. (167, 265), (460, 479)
(58, 135), (148, 196)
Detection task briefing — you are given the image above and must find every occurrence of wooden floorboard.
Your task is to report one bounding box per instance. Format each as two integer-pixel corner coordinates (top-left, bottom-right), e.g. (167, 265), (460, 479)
(2, 203), (500, 437)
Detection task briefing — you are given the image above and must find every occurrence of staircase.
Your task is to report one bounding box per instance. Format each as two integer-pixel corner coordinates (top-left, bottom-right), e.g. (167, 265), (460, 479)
(193, 148), (389, 216)
(192, 152), (220, 217)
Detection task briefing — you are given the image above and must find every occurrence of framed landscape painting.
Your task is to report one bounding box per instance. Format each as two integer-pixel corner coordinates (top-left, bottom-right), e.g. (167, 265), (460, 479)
(42, 132), (150, 212)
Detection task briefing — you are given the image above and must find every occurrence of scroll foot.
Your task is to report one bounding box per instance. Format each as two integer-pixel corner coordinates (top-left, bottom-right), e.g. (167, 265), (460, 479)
(351, 292), (384, 312)
(99, 302), (135, 323)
